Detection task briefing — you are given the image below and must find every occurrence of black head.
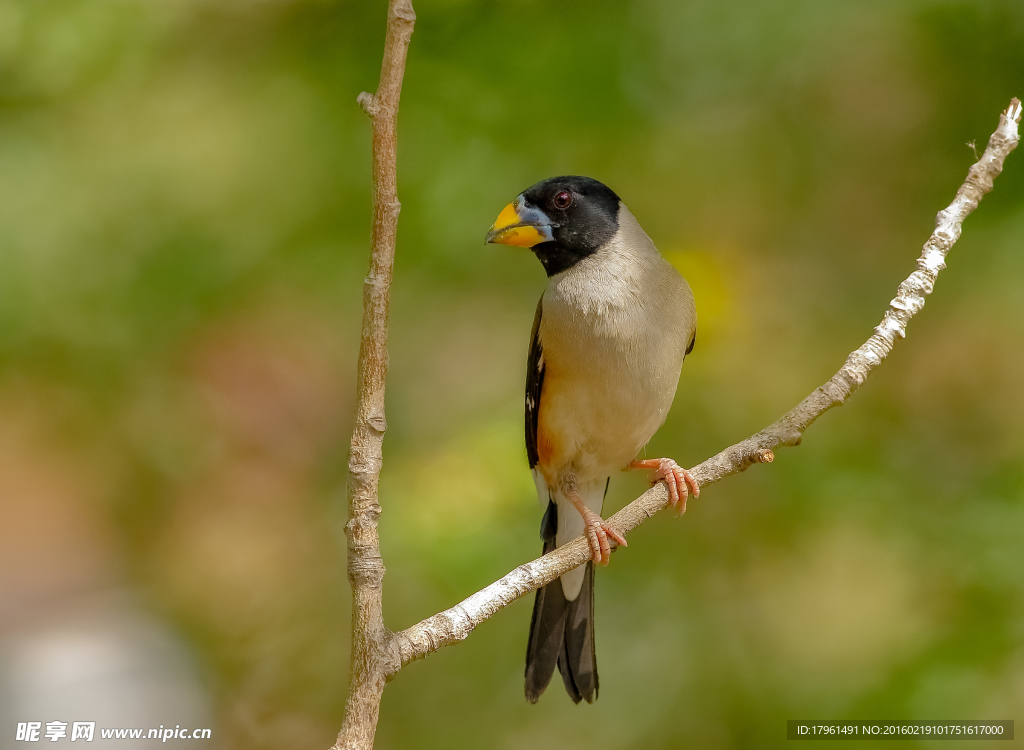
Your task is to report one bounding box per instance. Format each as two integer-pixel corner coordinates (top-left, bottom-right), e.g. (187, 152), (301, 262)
(486, 176), (621, 276)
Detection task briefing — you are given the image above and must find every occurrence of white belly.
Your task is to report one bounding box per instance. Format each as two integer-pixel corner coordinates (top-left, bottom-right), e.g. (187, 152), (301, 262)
(539, 325), (681, 482)
(535, 225), (694, 487)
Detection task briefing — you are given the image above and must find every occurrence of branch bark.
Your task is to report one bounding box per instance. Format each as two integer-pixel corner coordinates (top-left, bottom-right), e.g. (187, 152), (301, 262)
(389, 98), (1022, 670)
(334, 2), (415, 749)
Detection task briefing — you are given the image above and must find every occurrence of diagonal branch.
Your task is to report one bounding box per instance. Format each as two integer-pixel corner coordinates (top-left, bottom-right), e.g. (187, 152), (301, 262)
(390, 98), (1022, 671)
(335, 2), (415, 749)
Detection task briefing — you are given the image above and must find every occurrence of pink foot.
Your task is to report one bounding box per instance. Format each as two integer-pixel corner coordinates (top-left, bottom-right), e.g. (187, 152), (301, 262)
(564, 489), (627, 566)
(579, 507), (627, 566)
(629, 458), (699, 513)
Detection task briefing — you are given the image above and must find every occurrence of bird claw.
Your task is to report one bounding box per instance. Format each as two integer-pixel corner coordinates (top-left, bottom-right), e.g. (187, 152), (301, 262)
(629, 457), (699, 514)
(583, 513), (627, 566)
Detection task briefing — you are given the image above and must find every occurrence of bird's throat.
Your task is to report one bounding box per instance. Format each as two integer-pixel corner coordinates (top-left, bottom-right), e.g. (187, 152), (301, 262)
(532, 242), (595, 277)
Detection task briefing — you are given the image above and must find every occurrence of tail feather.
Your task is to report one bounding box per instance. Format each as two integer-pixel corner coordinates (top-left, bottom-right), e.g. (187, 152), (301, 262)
(525, 500), (562, 702)
(557, 560), (598, 703)
(525, 500), (599, 704)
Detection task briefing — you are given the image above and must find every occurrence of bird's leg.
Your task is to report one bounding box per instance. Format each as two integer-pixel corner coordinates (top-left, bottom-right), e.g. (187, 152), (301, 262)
(628, 458), (700, 513)
(563, 483), (627, 567)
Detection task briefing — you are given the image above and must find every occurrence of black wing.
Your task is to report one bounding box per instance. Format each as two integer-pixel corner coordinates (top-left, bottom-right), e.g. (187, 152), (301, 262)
(525, 297), (544, 469)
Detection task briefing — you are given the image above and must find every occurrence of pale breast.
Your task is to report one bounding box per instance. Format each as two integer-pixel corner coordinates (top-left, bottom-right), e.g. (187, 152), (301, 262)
(536, 207), (696, 485)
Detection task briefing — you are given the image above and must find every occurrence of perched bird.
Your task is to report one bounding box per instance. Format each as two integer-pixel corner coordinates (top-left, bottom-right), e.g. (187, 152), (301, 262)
(486, 176), (700, 704)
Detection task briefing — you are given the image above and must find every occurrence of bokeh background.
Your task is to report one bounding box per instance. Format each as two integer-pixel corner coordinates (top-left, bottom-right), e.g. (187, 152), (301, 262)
(1, 0), (1023, 748)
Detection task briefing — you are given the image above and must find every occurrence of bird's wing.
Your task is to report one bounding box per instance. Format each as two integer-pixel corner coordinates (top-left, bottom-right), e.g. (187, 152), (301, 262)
(526, 296), (544, 470)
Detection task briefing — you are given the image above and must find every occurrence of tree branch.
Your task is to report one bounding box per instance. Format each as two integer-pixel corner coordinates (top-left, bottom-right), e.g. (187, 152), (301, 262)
(390, 98), (1022, 671)
(334, 2), (415, 749)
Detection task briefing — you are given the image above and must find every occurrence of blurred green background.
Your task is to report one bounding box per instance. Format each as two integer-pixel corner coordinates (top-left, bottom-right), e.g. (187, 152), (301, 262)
(1, 0), (1023, 748)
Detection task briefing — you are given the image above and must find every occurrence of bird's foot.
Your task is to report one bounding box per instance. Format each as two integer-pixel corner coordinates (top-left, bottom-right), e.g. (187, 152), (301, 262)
(582, 508), (627, 566)
(629, 458), (699, 513)
(568, 503), (626, 567)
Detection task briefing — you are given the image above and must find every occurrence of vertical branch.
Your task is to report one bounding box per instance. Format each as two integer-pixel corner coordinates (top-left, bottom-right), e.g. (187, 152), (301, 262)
(335, 2), (415, 749)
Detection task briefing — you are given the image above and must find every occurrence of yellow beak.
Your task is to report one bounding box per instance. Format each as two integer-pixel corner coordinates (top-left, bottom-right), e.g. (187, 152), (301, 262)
(485, 199), (554, 248)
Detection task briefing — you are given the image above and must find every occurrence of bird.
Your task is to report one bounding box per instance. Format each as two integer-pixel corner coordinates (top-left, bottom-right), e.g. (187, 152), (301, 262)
(485, 176), (700, 704)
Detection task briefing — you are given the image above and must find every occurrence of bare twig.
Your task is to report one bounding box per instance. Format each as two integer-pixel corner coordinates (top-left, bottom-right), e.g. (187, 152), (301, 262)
(390, 98), (1022, 670)
(334, 2), (415, 749)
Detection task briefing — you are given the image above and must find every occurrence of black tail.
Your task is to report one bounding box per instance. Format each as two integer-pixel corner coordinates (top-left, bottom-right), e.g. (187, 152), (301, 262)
(524, 500), (599, 704)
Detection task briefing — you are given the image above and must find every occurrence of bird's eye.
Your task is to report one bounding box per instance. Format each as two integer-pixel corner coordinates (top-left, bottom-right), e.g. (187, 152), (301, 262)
(552, 191), (573, 210)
